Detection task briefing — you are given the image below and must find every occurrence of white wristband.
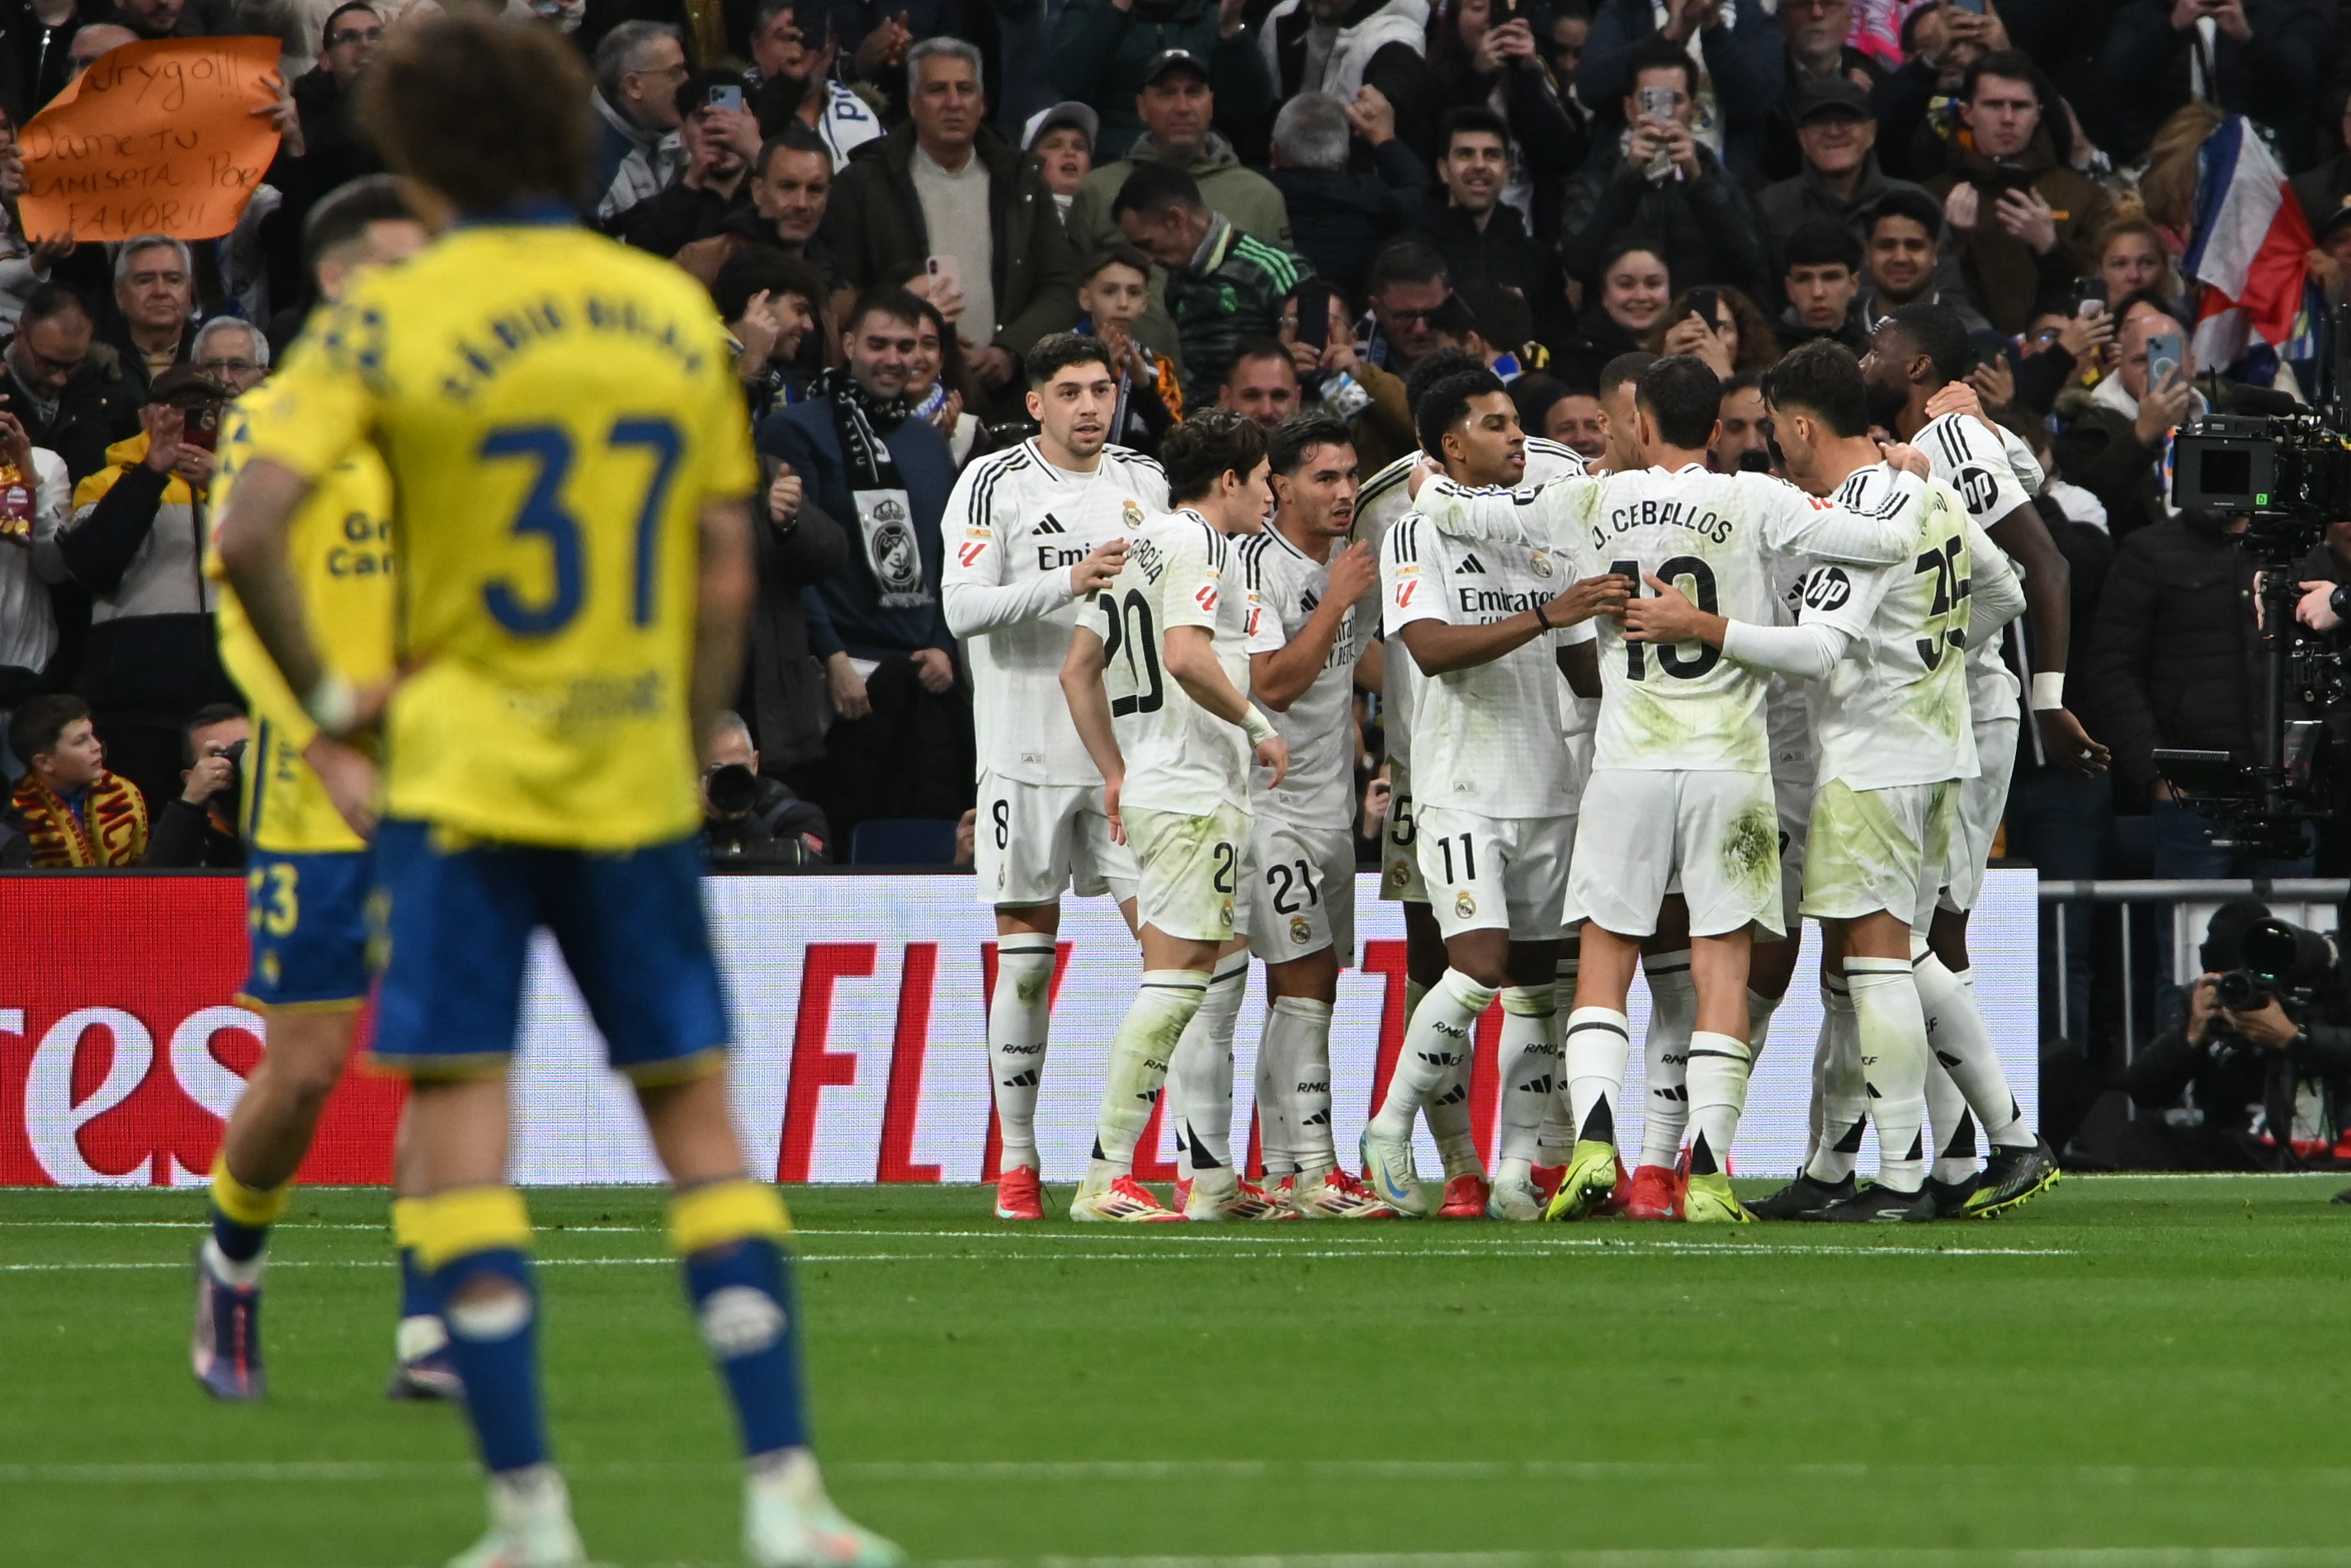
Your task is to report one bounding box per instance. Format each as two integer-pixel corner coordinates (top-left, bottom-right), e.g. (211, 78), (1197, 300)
(303, 671), (360, 736)
(2029, 672), (2065, 712)
(1240, 706), (1277, 747)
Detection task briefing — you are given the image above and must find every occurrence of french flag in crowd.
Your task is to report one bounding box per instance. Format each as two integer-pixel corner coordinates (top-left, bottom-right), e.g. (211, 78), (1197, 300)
(2183, 115), (2316, 385)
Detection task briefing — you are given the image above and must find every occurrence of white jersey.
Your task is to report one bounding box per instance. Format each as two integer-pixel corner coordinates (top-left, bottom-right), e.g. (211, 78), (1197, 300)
(1090, 508), (1255, 816)
(1353, 437), (1587, 774)
(1836, 452), (2032, 732)
(1239, 525), (1363, 828)
(1915, 411), (2042, 730)
(942, 440), (1168, 786)
(1792, 469), (1980, 791)
(1381, 502), (1586, 818)
(1416, 464), (1925, 774)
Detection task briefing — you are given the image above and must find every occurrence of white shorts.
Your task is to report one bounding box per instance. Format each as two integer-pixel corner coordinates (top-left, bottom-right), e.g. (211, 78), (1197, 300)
(1126, 801), (1250, 945)
(974, 772), (1140, 909)
(1568, 768), (1782, 940)
(1379, 757), (1427, 904)
(1938, 714), (2019, 914)
(1249, 816), (1357, 964)
(1800, 777), (1959, 933)
(1416, 805), (1574, 942)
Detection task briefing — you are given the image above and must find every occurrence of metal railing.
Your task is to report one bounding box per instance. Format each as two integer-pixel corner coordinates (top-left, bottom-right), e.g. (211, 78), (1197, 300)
(2036, 879), (2349, 1050)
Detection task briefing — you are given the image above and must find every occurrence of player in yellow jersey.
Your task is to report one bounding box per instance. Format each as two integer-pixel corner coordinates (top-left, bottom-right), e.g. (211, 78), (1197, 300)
(192, 177), (455, 1409)
(213, 19), (899, 1568)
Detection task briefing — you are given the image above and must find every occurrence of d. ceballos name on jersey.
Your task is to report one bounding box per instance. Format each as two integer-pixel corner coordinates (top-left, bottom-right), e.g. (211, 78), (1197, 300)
(1589, 497), (1735, 550)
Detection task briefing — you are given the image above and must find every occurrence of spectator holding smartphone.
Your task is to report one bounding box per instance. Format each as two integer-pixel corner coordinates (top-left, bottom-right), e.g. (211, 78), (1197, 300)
(2053, 291), (2198, 541)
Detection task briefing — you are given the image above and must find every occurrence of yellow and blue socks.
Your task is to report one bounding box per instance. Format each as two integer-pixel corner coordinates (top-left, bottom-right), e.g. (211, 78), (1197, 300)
(415, 1186), (546, 1473)
(206, 1155), (290, 1285)
(672, 1180), (808, 1458)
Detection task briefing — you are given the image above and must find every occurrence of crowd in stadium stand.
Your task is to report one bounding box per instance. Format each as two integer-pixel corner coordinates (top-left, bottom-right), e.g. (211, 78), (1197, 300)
(7, 0), (2351, 1148)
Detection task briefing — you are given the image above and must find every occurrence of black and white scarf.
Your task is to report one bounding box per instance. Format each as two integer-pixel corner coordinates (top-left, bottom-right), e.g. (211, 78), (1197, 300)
(813, 367), (930, 609)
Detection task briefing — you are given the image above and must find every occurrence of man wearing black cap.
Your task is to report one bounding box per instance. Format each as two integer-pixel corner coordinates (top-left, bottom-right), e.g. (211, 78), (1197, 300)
(1756, 75), (1968, 310)
(1049, 0), (1274, 161)
(1071, 48), (1291, 253)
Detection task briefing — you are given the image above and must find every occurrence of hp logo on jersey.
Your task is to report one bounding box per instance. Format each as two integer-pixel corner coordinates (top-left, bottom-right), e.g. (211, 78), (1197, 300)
(1802, 565), (1852, 612)
(1956, 464), (1999, 513)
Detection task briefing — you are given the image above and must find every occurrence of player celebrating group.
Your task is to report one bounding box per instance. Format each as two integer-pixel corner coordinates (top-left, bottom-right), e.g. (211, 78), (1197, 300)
(215, 17), (896, 1565)
(942, 334), (1168, 1222)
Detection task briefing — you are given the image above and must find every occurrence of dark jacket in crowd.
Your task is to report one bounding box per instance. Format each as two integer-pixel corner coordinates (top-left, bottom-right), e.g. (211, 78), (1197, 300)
(2098, 0), (2335, 172)
(1408, 197), (1571, 352)
(1927, 132), (2113, 338)
(745, 472), (852, 773)
(1164, 212), (1311, 410)
(1263, 0), (1442, 165)
(756, 399), (958, 664)
(1267, 139), (1428, 304)
(2290, 152), (2351, 244)
(1552, 296), (1646, 389)
(2127, 1017), (2351, 1169)
(1558, 136), (1773, 302)
(0, 0), (80, 124)
(1754, 149), (1968, 308)
(1574, 0), (1784, 181)
(1772, 304), (1868, 357)
(0, 347), (140, 484)
(2007, 495), (2113, 780)
(821, 121), (1080, 358)
(143, 796), (243, 868)
(1756, 50), (1889, 187)
(257, 66), (389, 317)
(1049, 0), (1277, 159)
(1427, 51), (1589, 242)
(612, 178), (752, 260)
(96, 316), (195, 409)
(2082, 508), (2264, 796)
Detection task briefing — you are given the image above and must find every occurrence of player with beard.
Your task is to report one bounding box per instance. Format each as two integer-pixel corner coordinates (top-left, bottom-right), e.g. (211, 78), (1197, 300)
(1626, 341), (2022, 1220)
(1352, 349), (1593, 1216)
(1233, 413), (1396, 1216)
(1770, 303), (2066, 1216)
(1359, 369), (1625, 1221)
(943, 333), (1172, 1221)
(1059, 413), (1287, 1221)
(1404, 357), (1932, 1223)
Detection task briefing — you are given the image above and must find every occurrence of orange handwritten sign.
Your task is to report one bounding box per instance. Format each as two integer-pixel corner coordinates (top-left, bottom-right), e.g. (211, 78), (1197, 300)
(19, 37), (284, 243)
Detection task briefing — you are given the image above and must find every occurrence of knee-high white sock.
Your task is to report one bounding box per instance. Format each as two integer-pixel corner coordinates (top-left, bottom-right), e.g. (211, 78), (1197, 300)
(1846, 956), (1929, 1194)
(1254, 1013), (1295, 1179)
(1083, 970), (1206, 1193)
(1916, 956), (2032, 1150)
(1169, 951), (1249, 1178)
(988, 935), (1057, 1174)
(1683, 1031), (1753, 1177)
(1564, 1007), (1631, 1150)
(1927, 1051), (1979, 1184)
(1536, 955), (1580, 1166)
(1263, 996), (1334, 1175)
(1494, 985), (1559, 1182)
(1747, 987), (1782, 1065)
(1636, 951), (1695, 1170)
(1371, 969), (1496, 1141)
(1410, 977), (1481, 1178)
(1805, 974), (1867, 1184)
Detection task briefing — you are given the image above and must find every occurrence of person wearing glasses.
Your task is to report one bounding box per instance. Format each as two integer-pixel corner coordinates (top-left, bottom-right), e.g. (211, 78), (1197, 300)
(0, 281), (139, 484)
(260, 4), (390, 292)
(590, 20), (691, 224)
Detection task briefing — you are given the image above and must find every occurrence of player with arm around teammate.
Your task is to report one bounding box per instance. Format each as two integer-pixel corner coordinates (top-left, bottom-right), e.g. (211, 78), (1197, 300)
(1058, 412), (1290, 1222)
(214, 18), (898, 1565)
(940, 333), (1168, 1221)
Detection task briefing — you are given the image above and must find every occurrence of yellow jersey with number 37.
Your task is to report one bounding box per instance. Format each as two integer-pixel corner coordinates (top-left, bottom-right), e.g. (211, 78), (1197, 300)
(230, 216), (758, 849)
(210, 433), (397, 857)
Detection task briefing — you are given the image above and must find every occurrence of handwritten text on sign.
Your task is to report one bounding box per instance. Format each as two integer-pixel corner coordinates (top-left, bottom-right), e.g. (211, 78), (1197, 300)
(20, 37), (283, 243)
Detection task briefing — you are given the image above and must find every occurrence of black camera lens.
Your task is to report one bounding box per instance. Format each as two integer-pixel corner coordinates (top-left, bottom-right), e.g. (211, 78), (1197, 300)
(706, 762), (758, 816)
(2214, 969), (2265, 1010)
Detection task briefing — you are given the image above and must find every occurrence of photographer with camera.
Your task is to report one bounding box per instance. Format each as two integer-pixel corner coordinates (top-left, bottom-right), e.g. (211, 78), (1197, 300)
(2125, 900), (2351, 1171)
(143, 703), (249, 868)
(702, 710), (831, 870)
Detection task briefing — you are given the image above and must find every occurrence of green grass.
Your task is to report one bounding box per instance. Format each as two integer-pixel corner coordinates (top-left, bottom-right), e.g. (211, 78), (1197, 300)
(4, 1177), (2350, 1568)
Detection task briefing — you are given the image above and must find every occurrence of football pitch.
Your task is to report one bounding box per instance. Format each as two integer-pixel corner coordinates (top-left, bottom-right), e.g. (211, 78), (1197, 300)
(5, 1177), (2350, 1568)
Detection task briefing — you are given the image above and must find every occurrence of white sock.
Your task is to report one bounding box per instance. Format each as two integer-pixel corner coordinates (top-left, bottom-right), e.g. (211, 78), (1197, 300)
(1371, 969), (1495, 1141)
(1846, 956), (1929, 1194)
(1494, 985), (1559, 1173)
(1169, 951), (1248, 1178)
(1747, 987), (1781, 1065)
(1927, 1051), (1980, 1185)
(1536, 955), (1579, 1166)
(1083, 970), (1206, 1192)
(1916, 956), (2032, 1150)
(1636, 951), (1695, 1170)
(1683, 1031), (1753, 1178)
(987, 934), (1056, 1173)
(1263, 995), (1334, 1175)
(1564, 1006), (1631, 1150)
(1805, 975), (1867, 1184)
(1409, 978), (1479, 1179)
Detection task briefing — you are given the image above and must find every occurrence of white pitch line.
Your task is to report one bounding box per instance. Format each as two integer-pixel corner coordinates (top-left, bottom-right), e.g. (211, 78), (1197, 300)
(928, 1552), (2351, 1568)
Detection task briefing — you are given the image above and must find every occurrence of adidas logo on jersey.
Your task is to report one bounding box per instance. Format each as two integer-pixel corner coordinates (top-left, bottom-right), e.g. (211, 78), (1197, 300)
(1455, 553), (1488, 574)
(1035, 514), (1067, 534)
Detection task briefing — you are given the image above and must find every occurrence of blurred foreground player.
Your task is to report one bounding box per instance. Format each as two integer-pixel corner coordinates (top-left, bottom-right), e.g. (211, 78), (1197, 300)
(196, 177), (446, 1406)
(214, 17), (899, 1567)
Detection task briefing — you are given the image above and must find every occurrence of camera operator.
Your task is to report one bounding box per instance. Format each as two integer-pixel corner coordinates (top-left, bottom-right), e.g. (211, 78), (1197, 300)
(702, 709), (831, 869)
(2125, 900), (2351, 1171)
(144, 703), (249, 868)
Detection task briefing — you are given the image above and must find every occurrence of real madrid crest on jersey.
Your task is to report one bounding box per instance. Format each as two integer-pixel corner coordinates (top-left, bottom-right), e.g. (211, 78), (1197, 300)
(1456, 891), (1477, 919)
(1529, 547), (1554, 579)
(1123, 498), (1146, 530)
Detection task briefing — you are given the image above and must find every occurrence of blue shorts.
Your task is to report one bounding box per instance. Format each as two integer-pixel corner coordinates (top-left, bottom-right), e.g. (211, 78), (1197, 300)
(370, 819), (732, 1082)
(242, 848), (375, 1009)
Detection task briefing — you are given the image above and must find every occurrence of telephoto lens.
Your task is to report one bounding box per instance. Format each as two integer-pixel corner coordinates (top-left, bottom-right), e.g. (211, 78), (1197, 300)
(705, 762), (759, 817)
